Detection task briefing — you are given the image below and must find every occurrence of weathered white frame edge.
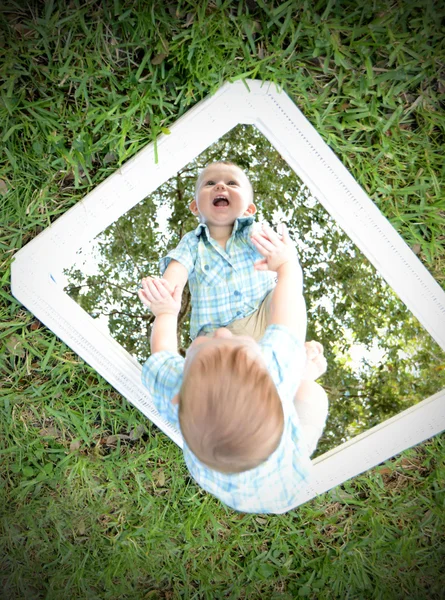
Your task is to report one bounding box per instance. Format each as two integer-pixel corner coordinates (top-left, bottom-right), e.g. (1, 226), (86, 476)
(11, 79), (445, 506)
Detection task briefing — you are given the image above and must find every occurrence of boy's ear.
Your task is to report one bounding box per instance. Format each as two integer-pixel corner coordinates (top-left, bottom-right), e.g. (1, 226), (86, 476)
(189, 199), (199, 216)
(244, 203), (257, 216)
(171, 394), (179, 405)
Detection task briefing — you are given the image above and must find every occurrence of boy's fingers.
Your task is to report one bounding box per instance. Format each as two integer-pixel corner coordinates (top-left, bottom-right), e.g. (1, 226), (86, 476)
(274, 223), (291, 245)
(142, 277), (156, 294)
(143, 288), (157, 303)
(250, 237), (266, 254)
(160, 278), (174, 294)
(280, 222), (288, 235)
(150, 278), (170, 298)
(281, 223), (291, 244)
(305, 341), (321, 359)
(141, 279), (151, 297)
(265, 222), (290, 244)
(253, 258), (269, 270)
(146, 278), (165, 300)
(307, 341), (324, 355)
(138, 289), (150, 305)
(262, 222), (282, 244)
(251, 233), (276, 253)
(308, 350), (327, 376)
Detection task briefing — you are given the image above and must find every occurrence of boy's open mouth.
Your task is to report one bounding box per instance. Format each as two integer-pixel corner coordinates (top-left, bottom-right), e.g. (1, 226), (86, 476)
(213, 195), (229, 207)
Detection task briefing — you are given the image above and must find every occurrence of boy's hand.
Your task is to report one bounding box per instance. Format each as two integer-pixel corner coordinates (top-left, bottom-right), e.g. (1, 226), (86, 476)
(302, 341), (327, 381)
(251, 223), (298, 273)
(138, 277), (182, 317)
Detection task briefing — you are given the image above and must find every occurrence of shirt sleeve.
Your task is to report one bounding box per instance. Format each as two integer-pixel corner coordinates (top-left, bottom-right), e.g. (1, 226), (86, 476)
(141, 351), (185, 429)
(259, 325), (306, 406)
(243, 222), (264, 258)
(159, 232), (196, 276)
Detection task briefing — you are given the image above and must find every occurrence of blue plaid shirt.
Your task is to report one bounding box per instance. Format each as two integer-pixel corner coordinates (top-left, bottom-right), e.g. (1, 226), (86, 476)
(142, 325), (311, 514)
(159, 217), (276, 339)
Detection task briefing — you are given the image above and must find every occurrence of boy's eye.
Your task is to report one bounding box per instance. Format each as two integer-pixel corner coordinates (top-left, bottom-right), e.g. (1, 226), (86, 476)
(203, 179), (238, 186)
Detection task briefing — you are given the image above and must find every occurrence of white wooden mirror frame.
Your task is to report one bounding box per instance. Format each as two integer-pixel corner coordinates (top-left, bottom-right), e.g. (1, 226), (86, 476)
(11, 80), (445, 506)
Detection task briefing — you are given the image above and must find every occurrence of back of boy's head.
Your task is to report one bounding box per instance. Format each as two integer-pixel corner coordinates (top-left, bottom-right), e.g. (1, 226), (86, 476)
(195, 161), (254, 203)
(178, 344), (284, 473)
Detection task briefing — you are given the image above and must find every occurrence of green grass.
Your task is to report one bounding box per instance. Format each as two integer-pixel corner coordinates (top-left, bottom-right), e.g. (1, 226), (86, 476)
(1, 1), (445, 598)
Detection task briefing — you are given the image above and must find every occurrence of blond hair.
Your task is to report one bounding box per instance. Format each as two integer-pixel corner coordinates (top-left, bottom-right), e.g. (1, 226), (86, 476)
(179, 344), (284, 473)
(195, 161), (254, 203)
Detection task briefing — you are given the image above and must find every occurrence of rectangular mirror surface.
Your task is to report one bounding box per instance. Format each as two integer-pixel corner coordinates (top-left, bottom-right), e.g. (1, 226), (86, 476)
(60, 124), (445, 457)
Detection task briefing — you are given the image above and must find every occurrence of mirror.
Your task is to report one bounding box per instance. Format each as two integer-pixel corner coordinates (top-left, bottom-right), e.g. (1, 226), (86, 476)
(60, 124), (445, 457)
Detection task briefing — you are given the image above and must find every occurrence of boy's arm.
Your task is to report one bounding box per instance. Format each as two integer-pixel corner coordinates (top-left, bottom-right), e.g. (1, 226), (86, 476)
(162, 259), (189, 293)
(138, 277), (182, 354)
(251, 223), (307, 340)
(269, 262), (307, 341)
(151, 313), (178, 354)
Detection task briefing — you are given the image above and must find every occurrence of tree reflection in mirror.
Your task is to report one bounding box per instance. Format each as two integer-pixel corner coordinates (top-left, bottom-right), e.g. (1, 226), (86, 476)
(63, 124), (445, 456)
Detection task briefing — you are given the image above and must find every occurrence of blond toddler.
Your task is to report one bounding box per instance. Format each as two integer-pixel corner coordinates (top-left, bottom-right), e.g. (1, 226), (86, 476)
(139, 162), (328, 513)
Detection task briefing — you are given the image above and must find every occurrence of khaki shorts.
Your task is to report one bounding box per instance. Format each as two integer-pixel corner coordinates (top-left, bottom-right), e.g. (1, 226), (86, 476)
(224, 290), (274, 342)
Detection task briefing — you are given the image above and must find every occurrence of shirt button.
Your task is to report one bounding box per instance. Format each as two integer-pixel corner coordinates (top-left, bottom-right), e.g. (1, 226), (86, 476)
(236, 310), (242, 315)
(204, 265), (209, 271)
(234, 290), (241, 296)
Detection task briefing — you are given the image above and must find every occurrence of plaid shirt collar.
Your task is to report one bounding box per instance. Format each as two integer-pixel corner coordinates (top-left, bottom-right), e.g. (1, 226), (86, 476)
(194, 216), (255, 240)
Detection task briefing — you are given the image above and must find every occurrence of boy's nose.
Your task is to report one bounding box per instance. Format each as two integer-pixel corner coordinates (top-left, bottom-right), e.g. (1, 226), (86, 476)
(213, 328), (233, 339)
(214, 181), (226, 189)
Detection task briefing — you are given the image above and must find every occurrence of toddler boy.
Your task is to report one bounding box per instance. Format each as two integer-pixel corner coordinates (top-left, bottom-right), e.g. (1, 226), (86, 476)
(139, 162), (328, 512)
(143, 161), (297, 341)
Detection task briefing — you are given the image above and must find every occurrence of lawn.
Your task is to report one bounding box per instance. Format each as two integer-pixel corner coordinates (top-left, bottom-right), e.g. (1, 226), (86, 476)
(1, 1), (444, 598)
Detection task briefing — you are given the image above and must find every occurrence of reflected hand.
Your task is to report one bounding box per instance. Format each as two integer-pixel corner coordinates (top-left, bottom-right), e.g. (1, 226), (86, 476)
(302, 341), (327, 381)
(138, 277), (182, 317)
(251, 223), (298, 273)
